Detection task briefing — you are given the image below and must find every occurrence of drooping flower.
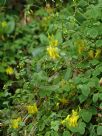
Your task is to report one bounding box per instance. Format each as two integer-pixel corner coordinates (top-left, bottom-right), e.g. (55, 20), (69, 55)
(88, 49), (101, 59)
(27, 103), (38, 114)
(48, 35), (58, 47)
(68, 110), (79, 127)
(95, 49), (101, 58)
(59, 97), (68, 105)
(11, 117), (21, 129)
(6, 67), (14, 75)
(88, 50), (94, 59)
(75, 40), (86, 55)
(61, 110), (79, 128)
(78, 45), (85, 54)
(47, 46), (59, 59)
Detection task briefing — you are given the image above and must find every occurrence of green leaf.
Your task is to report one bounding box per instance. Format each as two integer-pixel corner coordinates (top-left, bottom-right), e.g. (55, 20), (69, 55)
(89, 107), (97, 115)
(96, 40), (102, 48)
(39, 122), (45, 131)
(0, 0), (6, 5)
(64, 67), (72, 80)
(78, 84), (90, 97)
(99, 93), (102, 101)
(77, 122), (86, 135)
(97, 126), (102, 135)
(63, 131), (71, 136)
(51, 121), (60, 131)
(32, 47), (45, 57)
(55, 31), (63, 44)
(39, 34), (48, 45)
(6, 19), (15, 34)
(81, 109), (92, 123)
(51, 131), (59, 136)
(93, 93), (99, 103)
(87, 28), (98, 38)
(79, 94), (87, 103)
(45, 131), (51, 136)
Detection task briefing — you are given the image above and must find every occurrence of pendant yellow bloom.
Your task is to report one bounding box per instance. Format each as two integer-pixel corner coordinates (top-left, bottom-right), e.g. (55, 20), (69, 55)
(11, 117), (21, 129)
(61, 110), (79, 128)
(95, 49), (101, 58)
(6, 67), (14, 75)
(59, 97), (68, 105)
(88, 50), (94, 59)
(27, 103), (38, 114)
(88, 49), (101, 59)
(78, 45), (85, 54)
(47, 46), (59, 59)
(75, 40), (85, 55)
(48, 35), (58, 47)
(68, 110), (79, 127)
(50, 39), (58, 47)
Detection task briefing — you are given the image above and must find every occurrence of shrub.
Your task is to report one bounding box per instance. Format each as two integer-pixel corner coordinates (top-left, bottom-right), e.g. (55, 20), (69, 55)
(0, 0), (102, 135)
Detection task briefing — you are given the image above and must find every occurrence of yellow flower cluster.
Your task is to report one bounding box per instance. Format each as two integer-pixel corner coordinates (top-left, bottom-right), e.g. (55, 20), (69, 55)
(76, 40), (85, 54)
(88, 49), (101, 59)
(48, 35), (58, 47)
(11, 117), (21, 129)
(27, 103), (38, 114)
(61, 110), (79, 127)
(47, 46), (59, 59)
(6, 67), (14, 75)
(59, 97), (68, 105)
(47, 35), (59, 59)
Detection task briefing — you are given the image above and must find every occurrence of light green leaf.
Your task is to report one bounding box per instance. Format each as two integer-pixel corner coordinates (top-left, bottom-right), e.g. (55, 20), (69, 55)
(63, 131), (71, 136)
(81, 109), (92, 123)
(55, 31), (63, 44)
(7, 19), (15, 34)
(77, 122), (86, 135)
(64, 67), (72, 80)
(78, 84), (90, 97)
(97, 126), (102, 135)
(93, 93), (99, 103)
(51, 121), (60, 131)
(99, 93), (102, 100)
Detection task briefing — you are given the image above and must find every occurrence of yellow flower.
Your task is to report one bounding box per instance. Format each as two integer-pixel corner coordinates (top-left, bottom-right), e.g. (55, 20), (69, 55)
(1, 21), (7, 28)
(27, 103), (38, 114)
(11, 117), (21, 129)
(59, 97), (68, 105)
(78, 45), (85, 54)
(88, 50), (94, 59)
(61, 110), (79, 128)
(75, 40), (85, 54)
(48, 35), (58, 47)
(88, 49), (101, 59)
(6, 67), (14, 75)
(95, 49), (101, 58)
(68, 110), (79, 127)
(47, 46), (59, 59)
(50, 39), (58, 47)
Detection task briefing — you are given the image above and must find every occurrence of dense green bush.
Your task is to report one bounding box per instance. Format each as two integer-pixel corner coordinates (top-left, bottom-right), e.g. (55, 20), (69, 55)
(0, 0), (102, 136)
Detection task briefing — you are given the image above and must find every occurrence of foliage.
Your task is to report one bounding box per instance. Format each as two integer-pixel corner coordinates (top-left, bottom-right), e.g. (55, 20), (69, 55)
(0, 0), (102, 136)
